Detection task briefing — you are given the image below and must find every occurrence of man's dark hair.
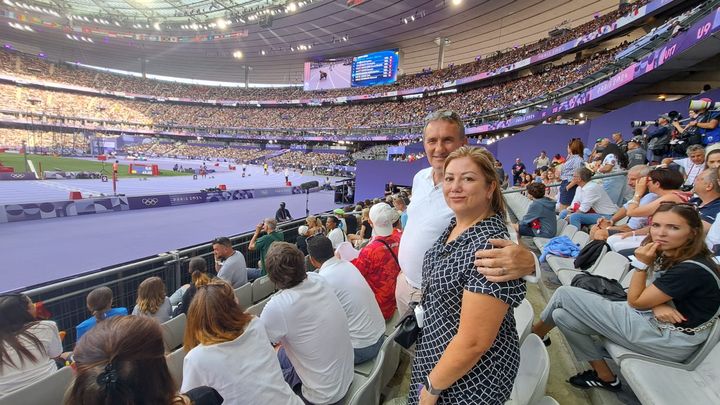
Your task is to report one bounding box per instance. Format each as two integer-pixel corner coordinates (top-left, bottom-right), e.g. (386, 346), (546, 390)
(265, 242), (307, 289)
(526, 182), (547, 199)
(648, 167), (684, 190)
(306, 235), (334, 264)
(211, 236), (232, 248)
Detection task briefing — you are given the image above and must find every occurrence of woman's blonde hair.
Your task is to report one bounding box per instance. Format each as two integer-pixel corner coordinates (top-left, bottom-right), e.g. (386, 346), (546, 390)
(136, 277), (167, 315)
(443, 146), (506, 218)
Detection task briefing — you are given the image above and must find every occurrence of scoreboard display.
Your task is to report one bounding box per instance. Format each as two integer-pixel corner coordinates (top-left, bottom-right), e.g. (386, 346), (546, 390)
(351, 49), (399, 87)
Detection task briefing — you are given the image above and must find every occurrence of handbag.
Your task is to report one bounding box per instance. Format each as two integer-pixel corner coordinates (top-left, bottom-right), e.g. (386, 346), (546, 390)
(570, 272), (627, 301)
(394, 301), (421, 349)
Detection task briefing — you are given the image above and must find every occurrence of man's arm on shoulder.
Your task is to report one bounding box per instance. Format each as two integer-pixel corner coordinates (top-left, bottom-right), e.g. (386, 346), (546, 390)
(473, 239), (538, 282)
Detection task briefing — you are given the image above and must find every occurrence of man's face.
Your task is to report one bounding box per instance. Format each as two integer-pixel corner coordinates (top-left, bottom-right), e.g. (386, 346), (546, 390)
(423, 120), (466, 172)
(212, 244), (228, 259)
(693, 170), (712, 195)
(628, 141), (638, 150)
(658, 117), (669, 126)
(688, 150), (705, 165)
(627, 172), (640, 188)
(326, 218), (336, 229)
(612, 134), (621, 143)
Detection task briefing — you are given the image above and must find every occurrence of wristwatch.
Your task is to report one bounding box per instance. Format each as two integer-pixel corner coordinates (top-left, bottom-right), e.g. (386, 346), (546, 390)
(425, 375), (443, 396)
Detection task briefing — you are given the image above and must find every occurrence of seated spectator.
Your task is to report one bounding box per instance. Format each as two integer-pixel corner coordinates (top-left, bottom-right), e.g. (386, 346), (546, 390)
(543, 169), (559, 200)
(342, 208), (359, 235)
(212, 237), (248, 288)
(559, 168), (617, 229)
(514, 183), (557, 238)
(688, 168), (720, 232)
(662, 144), (705, 188)
(393, 197), (409, 229)
(76, 287), (127, 341)
(325, 215), (347, 249)
(174, 257), (213, 316)
(132, 276), (172, 323)
(248, 218), (284, 278)
(608, 167), (688, 252)
(706, 148), (720, 169)
(532, 203), (720, 391)
(306, 215), (325, 236)
(307, 235), (385, 364)
(590, 165), (656, 240)
(0, 293), (63, 394)
(348, 208), (372, 247)
(296, 225), (309, 255)
(261, 242), (353, 404)
(626, 138), (647, 168)
(596, 138), (628, 205)
(65, 316), (223, 405)
(351, 203), (402, 319)
(275, 202), (292, 223)
(181, 280), (303, 404)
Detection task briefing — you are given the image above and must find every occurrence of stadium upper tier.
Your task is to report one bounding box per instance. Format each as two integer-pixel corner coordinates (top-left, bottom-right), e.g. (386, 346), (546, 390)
(0, 48), (620, 129)
(0, 0), (659, 103)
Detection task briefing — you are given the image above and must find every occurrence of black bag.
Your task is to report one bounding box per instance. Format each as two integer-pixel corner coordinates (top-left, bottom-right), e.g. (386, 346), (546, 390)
(394, 302), (421, 349)
(573, 240), (609, 270)
(570, 272), (627, 301)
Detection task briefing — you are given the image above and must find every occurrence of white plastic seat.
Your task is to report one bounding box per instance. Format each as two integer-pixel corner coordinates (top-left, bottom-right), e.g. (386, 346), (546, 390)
(556, 251), (629, 286)
(0, 366), (73, 405)
(166, 347), (187, 388)
(505, 334), (550, 405)
(234, 282), (252, 309)
(385, 310), (400, 336)
(571, 231), (590, 249)
(514, 299), (534, 344)
(251, 275), (275, 303)
(340, 344), (384, 405)
(246, 296), (271, 316)
(621, 340), (720, 405)
(160, 313), (187, 352)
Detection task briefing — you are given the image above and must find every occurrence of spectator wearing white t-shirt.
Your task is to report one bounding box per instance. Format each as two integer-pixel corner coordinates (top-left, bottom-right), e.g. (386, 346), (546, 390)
(261, 242), (353, 405)
(326, 216), (346, 249)
(0, 293), (63, 395)
(307, 235), (386, 364)
(662, 144), (705, 188)
(181, 280), (303, 405)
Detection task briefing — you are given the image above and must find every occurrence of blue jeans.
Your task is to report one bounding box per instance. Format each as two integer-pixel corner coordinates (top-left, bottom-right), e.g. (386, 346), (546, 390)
(247, 268), (263, 282)
(354, 335), (384, 364)
(563, 212), (612, 229)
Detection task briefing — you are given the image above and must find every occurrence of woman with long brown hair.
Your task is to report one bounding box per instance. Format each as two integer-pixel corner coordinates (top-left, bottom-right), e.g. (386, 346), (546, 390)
(532, 203), (720, 391)
(65, 316), (222, 405)
(132, 277), (172, 323)
(181, 280), (303, 404)
(0, 293), (63, 394)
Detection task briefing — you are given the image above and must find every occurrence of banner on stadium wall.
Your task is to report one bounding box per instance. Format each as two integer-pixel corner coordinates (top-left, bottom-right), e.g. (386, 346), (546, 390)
(0, 172), (37, 180)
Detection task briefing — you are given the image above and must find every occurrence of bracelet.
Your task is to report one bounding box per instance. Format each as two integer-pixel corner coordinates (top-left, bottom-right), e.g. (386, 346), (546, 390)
(631, 258), (649, 271)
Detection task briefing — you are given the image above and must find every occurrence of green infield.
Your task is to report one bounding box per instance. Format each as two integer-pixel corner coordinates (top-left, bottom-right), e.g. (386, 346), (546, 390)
(0, 153), (189, 178)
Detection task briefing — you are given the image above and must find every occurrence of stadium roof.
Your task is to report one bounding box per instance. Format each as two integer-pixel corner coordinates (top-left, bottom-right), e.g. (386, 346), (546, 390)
(0, 0), (619, 84)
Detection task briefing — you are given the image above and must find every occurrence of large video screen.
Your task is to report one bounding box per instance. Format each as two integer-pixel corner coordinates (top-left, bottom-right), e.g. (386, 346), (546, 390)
(303, 49), (399, 91)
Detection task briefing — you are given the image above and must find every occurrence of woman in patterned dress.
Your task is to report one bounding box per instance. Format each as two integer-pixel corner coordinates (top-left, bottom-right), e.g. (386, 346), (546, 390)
(408, 146), (527, 405)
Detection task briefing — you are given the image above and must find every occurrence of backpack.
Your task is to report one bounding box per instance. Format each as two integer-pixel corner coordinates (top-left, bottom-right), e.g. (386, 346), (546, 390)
(574, 240), (609, 270)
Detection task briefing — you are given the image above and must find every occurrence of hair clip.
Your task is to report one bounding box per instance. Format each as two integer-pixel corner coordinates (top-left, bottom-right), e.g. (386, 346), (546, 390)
(96, 362), (119, 390)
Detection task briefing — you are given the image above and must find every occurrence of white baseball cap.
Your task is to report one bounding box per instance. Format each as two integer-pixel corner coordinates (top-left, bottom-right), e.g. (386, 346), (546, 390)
(369, 203), (400, 237)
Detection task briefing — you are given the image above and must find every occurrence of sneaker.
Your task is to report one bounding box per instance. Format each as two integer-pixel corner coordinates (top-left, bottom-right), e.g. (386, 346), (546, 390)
(541, 336), (551, 347)
(567, 370), (622, 392)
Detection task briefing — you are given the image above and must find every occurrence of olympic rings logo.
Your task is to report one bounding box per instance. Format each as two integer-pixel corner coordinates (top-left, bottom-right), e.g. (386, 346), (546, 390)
(10, 174), (25, 179)
(142, 198), (159, 205)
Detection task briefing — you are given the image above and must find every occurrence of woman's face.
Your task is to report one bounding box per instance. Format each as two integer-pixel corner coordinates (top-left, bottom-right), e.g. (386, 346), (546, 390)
(547, 170), (555, 179)
(706, 153), (720, 169)
(443, 157), (494, 216)
(650, 210), (693, 252)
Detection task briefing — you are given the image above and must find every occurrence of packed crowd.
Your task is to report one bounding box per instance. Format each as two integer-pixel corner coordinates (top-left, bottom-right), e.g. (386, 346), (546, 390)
(3, 105), (720, 405)
(265, 151), (353, 170)
(0, 0), (646, 102)
(0, 47), (624, 132)
(0, 128), (88, 154)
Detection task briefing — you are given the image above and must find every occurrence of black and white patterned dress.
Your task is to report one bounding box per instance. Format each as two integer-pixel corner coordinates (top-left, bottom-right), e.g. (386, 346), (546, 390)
(407, 214), (527, 405)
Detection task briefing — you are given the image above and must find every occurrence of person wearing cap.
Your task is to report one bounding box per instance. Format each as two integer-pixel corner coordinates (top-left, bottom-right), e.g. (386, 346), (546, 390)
(275, 202), (292, 223)
(397, 110), (538, 317)
(626, 138), (647, 169)
(307, 236), (386, 364)
(326, 215), (346, 249)
(333, 208), (347, 231)
(645, 114), (672, 164)
(351, 203), (403, 319)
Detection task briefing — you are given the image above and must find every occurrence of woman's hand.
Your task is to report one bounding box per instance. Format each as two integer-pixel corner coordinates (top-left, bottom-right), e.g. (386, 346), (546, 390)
(652, 304), (686, 324)
(419, 387), (440, 405)
(634, 242), (659, 265)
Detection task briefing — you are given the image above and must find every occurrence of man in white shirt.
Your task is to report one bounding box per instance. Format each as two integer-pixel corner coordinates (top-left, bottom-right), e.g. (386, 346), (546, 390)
(260, 242), (353, 405)
(396, 109), (539, 316)
(662, 144), (705, 188)
(533, 150), (550, 170)
(559, 167), (618, 229)
(307, 235), (386, 364)
(326, 215), (346, 249)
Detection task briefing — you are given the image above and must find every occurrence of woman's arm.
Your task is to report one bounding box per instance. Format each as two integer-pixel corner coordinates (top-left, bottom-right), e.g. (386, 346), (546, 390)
(627, 242), (672, 309)
(626, 194), (679, 217)
(597, 163), (614, 173)
(424, 291), (509, 393)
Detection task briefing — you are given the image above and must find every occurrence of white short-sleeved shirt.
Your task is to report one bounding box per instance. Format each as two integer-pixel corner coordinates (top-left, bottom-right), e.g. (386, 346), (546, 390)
(399, 167), (454, 288)
(327, 227), (346, 249)
(675, 157), (704, 186)
(181, 318), (303, 405)
(0, 320), (63, 395)
(260, 274), (354, 404)
(217, 250), (248, 288)
(318, 258), (386, 349)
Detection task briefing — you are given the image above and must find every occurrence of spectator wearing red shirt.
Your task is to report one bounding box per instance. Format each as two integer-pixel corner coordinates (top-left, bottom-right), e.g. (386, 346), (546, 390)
(351, 203), (402, 319)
